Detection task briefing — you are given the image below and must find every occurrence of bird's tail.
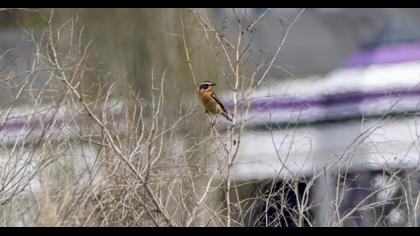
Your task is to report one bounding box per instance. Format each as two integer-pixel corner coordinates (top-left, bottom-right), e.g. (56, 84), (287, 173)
(221, 112), (233, 122)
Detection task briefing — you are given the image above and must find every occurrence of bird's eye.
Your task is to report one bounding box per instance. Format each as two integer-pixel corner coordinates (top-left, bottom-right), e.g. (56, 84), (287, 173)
(201, 84), (209, 90)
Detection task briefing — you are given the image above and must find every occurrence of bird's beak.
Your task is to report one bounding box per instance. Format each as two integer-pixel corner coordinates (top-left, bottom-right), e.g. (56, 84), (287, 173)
(210, 82), (216, 86)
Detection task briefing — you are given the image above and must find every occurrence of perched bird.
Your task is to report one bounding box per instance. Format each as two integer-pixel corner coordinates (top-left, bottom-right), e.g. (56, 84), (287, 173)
(198, 81), (232, 122)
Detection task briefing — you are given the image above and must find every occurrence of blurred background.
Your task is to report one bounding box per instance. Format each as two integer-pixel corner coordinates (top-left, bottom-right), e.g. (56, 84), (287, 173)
(2, 8), (420, 227)
(2, 8), (420, 98)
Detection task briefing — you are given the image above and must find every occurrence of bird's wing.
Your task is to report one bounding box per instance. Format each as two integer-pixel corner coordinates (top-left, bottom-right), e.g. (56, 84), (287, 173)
(211, 92), (228, 114)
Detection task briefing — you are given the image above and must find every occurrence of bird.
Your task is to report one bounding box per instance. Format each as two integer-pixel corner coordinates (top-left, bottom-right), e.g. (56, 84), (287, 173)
(198, 81), (232, 122)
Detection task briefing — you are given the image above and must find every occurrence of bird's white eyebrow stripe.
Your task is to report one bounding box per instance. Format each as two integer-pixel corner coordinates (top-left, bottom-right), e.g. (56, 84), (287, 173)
(200, 81), (215, 86)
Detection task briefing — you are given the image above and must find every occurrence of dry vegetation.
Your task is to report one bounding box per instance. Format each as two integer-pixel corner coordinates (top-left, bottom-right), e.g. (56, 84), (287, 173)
(0, 8), (419, 227)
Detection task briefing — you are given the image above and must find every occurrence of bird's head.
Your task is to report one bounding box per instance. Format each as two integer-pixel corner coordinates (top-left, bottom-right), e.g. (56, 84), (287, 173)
(199, 81), (216, 92)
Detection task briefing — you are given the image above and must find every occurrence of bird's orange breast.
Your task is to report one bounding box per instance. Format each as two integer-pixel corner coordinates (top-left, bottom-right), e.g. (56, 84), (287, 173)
(199, 91), (218, 114)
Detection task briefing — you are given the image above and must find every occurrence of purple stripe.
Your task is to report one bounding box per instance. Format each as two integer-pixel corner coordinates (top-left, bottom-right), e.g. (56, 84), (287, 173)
(345, 42), (420, 67)
(226, 88), (420, 112)
(0, 118), (66, 132)
(0, 109), (123, 133)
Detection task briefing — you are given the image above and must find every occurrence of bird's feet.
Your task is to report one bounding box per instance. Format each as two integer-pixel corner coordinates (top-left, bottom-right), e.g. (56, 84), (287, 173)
(210, 118), (217, 128)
